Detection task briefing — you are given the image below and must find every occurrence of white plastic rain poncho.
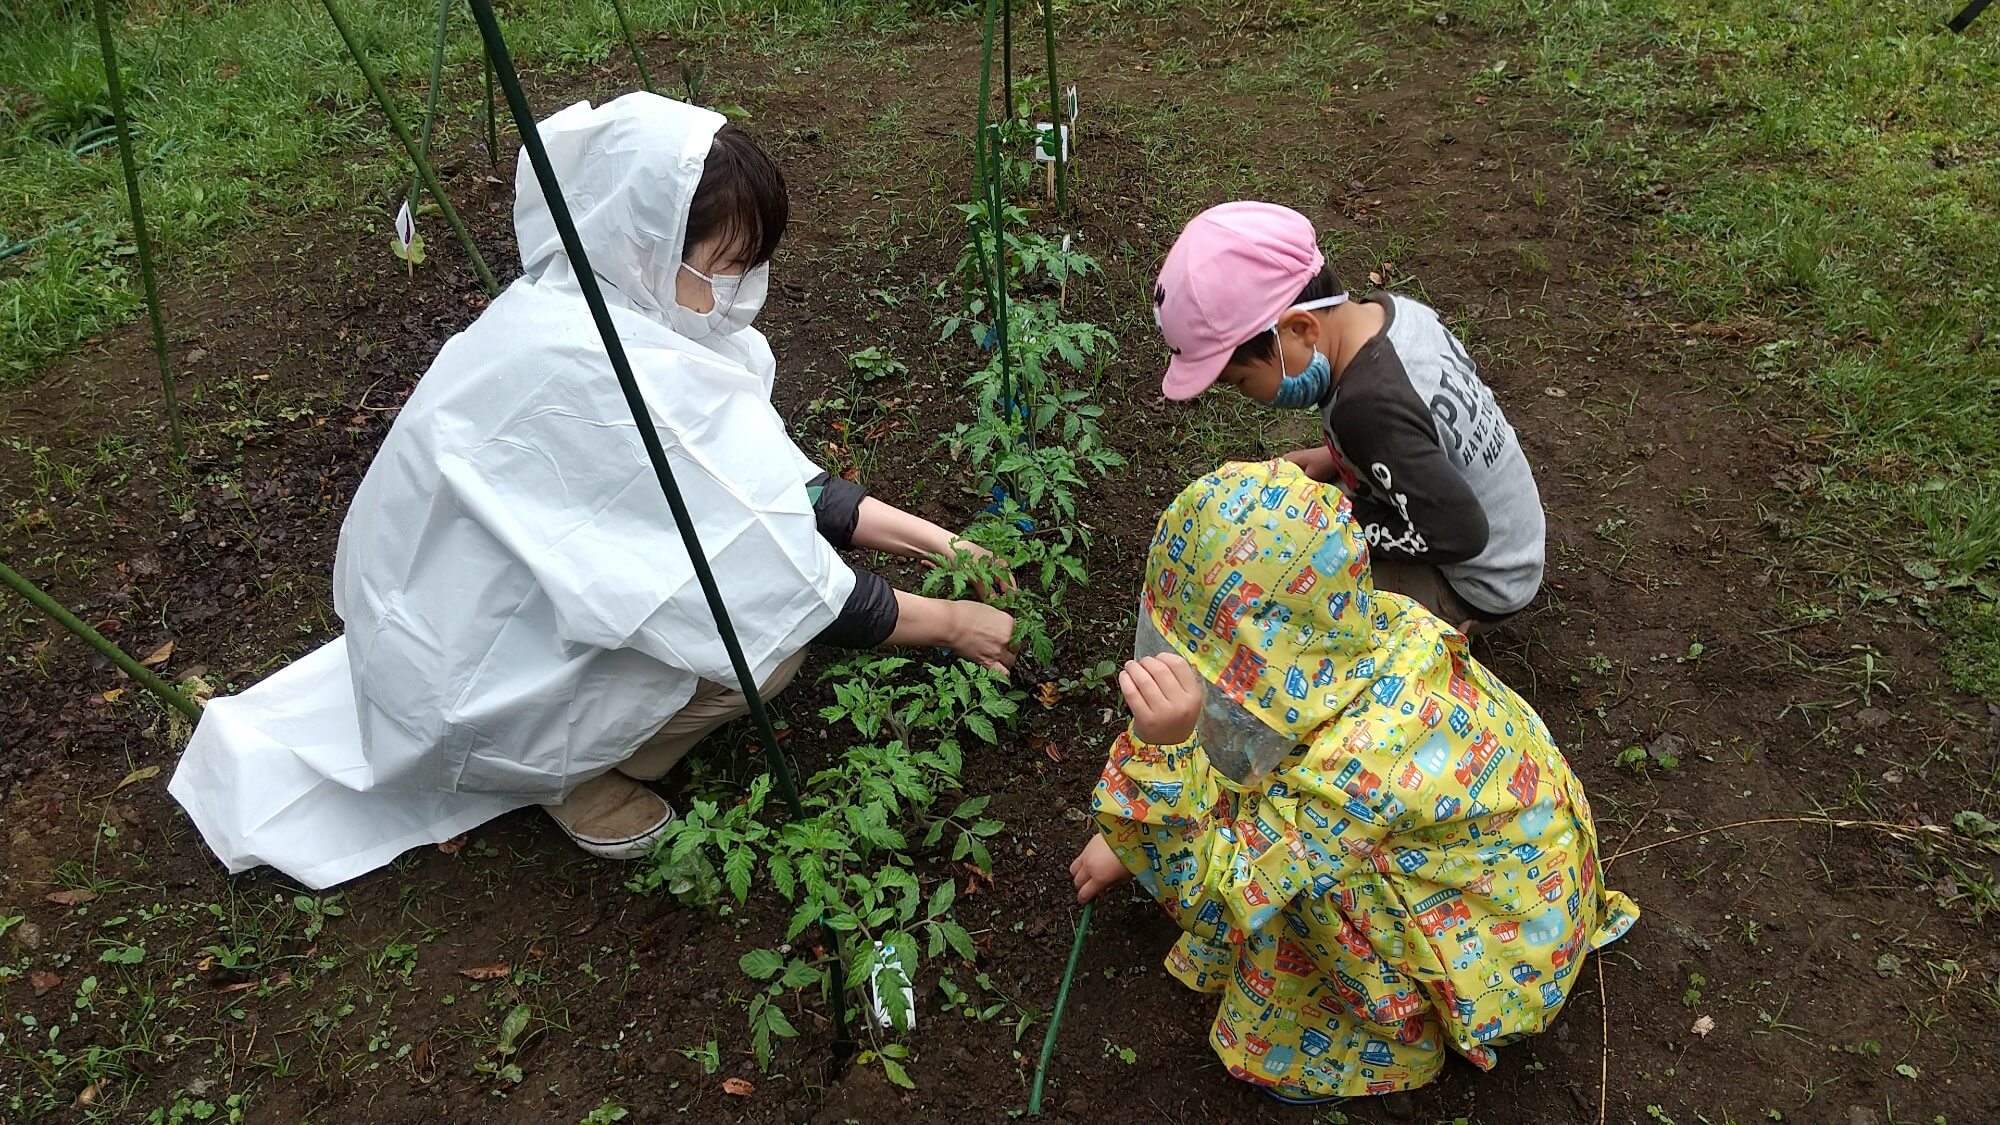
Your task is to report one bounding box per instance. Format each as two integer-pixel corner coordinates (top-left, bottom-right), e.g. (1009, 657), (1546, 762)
(170, 94), (852, 889)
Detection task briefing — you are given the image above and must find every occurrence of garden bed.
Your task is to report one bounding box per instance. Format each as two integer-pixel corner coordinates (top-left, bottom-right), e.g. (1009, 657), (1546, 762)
(2, 4), (1996, 1123)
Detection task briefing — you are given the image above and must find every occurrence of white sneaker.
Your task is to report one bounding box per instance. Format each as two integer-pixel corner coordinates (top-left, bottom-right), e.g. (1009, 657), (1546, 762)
(541, 771), (676, 860)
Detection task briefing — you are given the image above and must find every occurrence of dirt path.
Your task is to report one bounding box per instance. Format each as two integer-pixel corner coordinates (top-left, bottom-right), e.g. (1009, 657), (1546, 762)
(2, 7), (1994, 1124)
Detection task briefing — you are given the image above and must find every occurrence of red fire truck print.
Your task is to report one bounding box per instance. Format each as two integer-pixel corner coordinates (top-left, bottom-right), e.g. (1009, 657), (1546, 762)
(1448, 667), (1482, 707)
(1275, 939), (1316, 977)
(1453, 730), (1503, 787)
(1414, 890), (1472, 937)
(1285, 567), (1320, 597)
(1506, 754), (1540, 805)
(1218, 645), (1267, 701)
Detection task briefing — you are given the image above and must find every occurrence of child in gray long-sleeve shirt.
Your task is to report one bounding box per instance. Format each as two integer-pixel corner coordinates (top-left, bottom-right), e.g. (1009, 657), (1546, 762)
(1151, 201), (1544, 633)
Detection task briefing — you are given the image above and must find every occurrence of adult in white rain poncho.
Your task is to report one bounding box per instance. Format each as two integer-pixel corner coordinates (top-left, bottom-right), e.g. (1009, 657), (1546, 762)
(170, 94), (1017, 889)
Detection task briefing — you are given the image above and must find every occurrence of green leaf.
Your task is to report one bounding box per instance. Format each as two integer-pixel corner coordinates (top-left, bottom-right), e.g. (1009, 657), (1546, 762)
(882, 1057), (916, 1090)
(951, 795), (991, 819)
(942, 922), (977, 962)
(963, 712), (997, 744)
(497, 1004), (532, 1055)
(763, 1005), (799, 1040)
(780, 959), (824, 989)
(724, 846), (755, 906)
(740, 949), (785, 980)
(927, 878), (956, 920)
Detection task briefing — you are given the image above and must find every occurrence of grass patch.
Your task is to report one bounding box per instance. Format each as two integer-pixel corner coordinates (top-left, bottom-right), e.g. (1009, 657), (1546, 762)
(0, 0), (924, 383)
(1374, 0), (2000, 692)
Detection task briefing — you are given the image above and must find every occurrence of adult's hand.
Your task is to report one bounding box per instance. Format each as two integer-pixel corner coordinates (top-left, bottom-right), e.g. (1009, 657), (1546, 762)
(943, 534), (1016, 603)
(887, 591), (1017, 674)
(947, 600), (1018, 674)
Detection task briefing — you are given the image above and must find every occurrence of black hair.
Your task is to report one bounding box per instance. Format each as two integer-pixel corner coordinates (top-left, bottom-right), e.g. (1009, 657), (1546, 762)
(1225, 264), (1344, 368)
(685, 123), (788, 267)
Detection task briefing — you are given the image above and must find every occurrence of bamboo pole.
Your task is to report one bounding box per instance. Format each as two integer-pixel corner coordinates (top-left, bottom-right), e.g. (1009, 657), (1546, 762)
(0, 560), (200, 723)
(607, 0), (657, 94)
(90, 0), (184, 457)
(321, 0), (500, 296)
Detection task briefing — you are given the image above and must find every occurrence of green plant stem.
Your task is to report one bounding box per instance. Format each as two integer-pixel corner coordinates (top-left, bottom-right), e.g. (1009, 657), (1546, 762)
(464, 0), (844, 1043)
(407, 0), (453, 208)
(1028, 899), (1093, 1115)
(608, 0), (656, 94)
(91, 0), (184, 458)
(0, 560), (200, 722)
(321, 0), (500, 296)
(1041, 0), (1066, 216)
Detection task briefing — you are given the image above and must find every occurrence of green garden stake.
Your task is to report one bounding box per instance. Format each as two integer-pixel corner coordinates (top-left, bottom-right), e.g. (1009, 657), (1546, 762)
(608, 0), (657, 94)
(976, 0), (1015, 428)
(90, 0), (184, 458)
(321, 0), (500, 296)
(482, 47), (499, 166)
(1001, 0), (1013, 118)
(1028, 899), (1094, 1115)
(1041, 0), (1067, 216)
(407, 0), (454, 210)
(463, 0), (846, 1043)
(0, 560), (200, 724)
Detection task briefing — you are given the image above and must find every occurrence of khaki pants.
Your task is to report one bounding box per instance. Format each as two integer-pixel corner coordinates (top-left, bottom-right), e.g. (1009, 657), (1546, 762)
(616, 650), (810, 781)
(1369, 558), (1514, 637)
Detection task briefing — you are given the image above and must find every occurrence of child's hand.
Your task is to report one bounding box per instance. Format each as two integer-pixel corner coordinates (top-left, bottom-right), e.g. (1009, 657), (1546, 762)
(1069, 832), (1131, 903)
(1282, 445), (1338, 482)
(1121, 653), (1203, 745)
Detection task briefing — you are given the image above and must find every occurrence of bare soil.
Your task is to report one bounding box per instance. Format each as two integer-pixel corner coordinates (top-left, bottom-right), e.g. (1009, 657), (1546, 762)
(3, 7), (1995, 1124)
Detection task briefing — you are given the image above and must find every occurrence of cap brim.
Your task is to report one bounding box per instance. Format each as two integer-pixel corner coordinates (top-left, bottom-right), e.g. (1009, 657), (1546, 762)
(1161, 350), (1228, 401)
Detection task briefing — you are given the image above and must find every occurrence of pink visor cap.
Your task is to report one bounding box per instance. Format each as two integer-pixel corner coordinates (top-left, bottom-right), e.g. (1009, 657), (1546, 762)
(1153, 202), (1326, 401)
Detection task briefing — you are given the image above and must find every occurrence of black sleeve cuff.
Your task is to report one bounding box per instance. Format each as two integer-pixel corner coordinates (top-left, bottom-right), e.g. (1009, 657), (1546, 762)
(807, 471), (868, 550)
(813, 568), (899, 649)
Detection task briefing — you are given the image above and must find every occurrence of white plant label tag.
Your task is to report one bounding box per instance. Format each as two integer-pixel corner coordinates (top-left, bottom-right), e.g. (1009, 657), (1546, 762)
(1034, 122), (1071, 162)
(393, 199), (416, 252)
(868, 940), (916, 1031)
(1066, 83), (1079, 123)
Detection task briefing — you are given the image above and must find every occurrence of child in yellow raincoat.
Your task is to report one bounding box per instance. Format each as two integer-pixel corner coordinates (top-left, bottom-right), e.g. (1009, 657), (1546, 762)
(1069, 460), (1637, 1104)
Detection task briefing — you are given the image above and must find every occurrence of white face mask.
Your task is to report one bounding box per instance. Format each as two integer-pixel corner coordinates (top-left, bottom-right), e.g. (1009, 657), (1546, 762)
(669, 261), (769, 338)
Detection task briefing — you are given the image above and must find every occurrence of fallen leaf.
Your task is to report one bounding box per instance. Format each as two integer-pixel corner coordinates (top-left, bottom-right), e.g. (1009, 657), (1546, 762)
(722, 1077), (755, 1097)
(437, 833), (469, 855)
(76, 1079), (108, 1107)
(102, 688), (125, 703)
(140, 640), (175, 668)
(1035, 682), (1061, 708)
(114, 765), (161, 791)
(410, 1039), (438, 1084)
(45, 889), (97, 906)
(1691, 1015), (1715, 1038)
(458, 963), (510, 982)
(30, 969), (61, 995)
(216, 979), (261, 994)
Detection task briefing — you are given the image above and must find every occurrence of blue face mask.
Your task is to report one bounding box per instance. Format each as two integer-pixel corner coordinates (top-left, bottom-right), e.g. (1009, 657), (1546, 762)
(1270, 349), (1332, 408)
(1260, 294), (1349, 409)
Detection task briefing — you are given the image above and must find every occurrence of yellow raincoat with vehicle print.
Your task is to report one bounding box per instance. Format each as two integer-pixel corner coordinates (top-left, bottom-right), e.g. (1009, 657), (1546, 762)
(1090, 460), (1638, 1099)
